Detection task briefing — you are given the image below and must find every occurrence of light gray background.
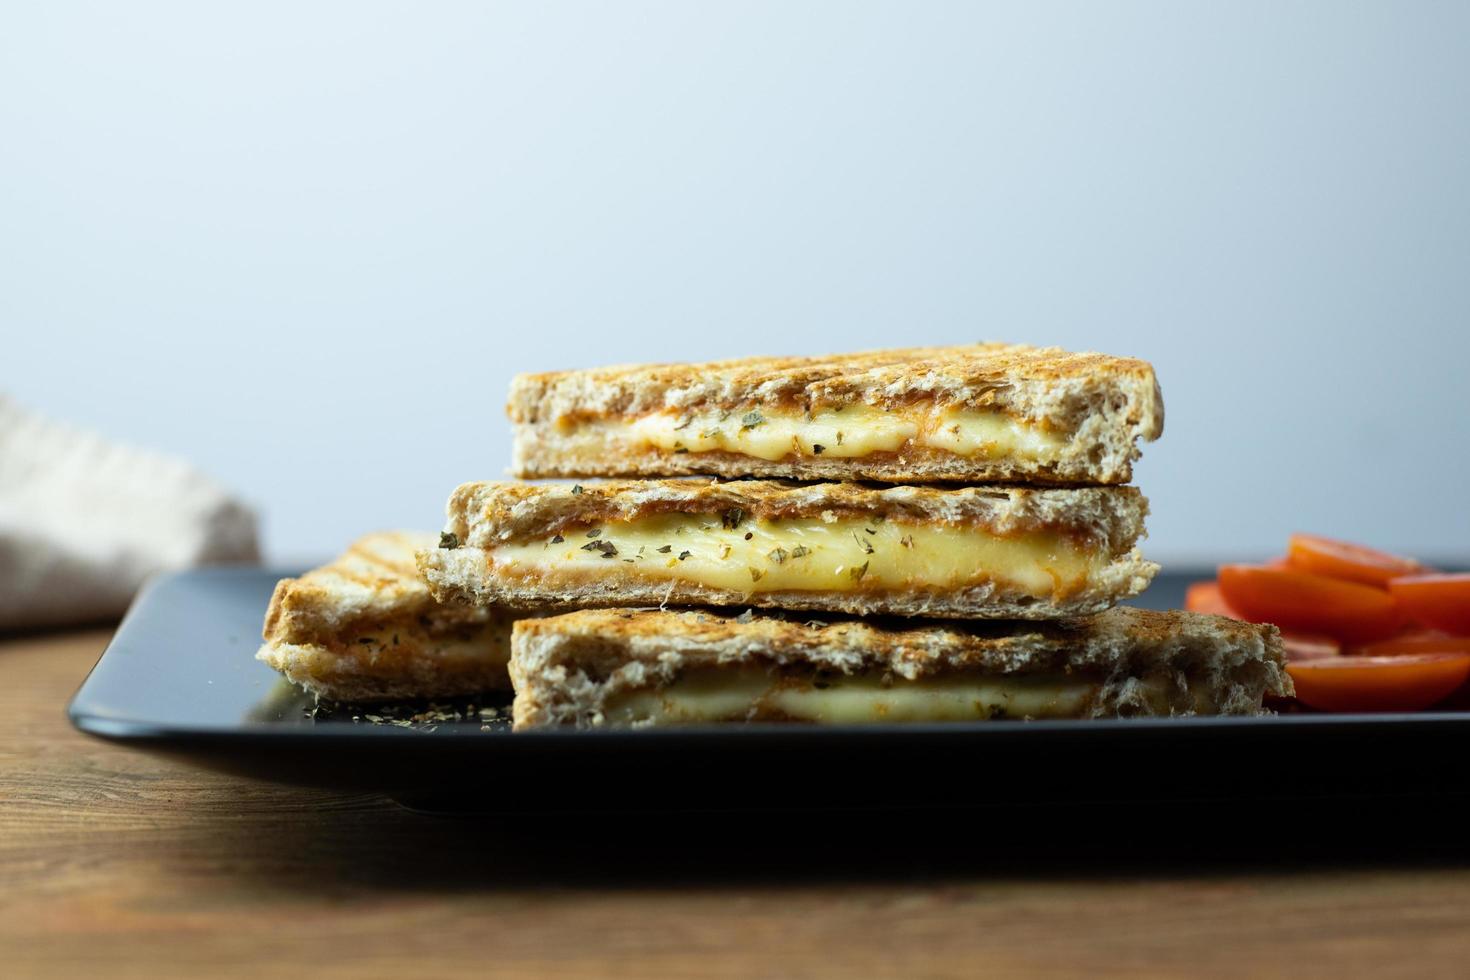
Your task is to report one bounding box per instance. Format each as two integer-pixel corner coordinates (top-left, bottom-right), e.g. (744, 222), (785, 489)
(4, 1), (1467, 565)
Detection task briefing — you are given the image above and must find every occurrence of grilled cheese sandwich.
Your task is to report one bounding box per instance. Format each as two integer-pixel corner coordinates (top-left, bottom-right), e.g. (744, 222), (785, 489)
(510, 344), (1163, 484)
(419, 479), (1157, 620)
(509, 607), (1291, 729)
(258, 531), (514, 701)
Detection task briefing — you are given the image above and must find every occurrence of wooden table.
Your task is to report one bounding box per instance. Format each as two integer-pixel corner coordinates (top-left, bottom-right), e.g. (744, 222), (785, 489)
(5, 629), (1470, 978)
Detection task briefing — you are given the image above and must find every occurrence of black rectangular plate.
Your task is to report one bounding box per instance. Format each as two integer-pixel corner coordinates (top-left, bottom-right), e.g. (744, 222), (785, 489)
(68, 568), (1470, 811)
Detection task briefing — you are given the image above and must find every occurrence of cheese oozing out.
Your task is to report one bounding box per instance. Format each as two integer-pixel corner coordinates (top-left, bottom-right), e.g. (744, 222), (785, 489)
(489, 513), (1102, 598)
(596, 669), (1191, 725)
(561, 405), (1067, 463)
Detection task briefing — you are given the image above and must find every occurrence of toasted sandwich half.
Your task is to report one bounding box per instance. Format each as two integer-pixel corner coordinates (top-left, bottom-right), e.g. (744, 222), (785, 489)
(508, 344), (1163, 485)
(258, 531), (513, 701)
(509, 607), (1290, 729)
(419, 480), (1156, 620)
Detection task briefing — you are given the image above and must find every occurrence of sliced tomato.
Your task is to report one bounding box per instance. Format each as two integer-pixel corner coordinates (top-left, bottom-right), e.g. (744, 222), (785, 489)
(1388, 574), (1470, 636)
(1282, 634), (1342, 661)
(1186, 579), (1341, 658)
(1286, 534), (1425, 588)
(1286, 653), (1470, 713)
(1218, 565), (1403, 643)
(1353, 632), (1470, 657)
(1185, 581), (1237, 617)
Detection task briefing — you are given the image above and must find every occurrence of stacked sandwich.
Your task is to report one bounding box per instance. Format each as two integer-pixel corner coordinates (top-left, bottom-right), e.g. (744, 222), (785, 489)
(260, 345), (1291, 728)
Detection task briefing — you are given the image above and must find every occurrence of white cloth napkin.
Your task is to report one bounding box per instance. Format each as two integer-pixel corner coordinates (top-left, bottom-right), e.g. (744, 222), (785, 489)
(0, 397), (260, 630)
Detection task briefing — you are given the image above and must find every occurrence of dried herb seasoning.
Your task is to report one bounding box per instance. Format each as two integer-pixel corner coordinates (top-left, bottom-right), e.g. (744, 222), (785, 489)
(438, 531), (460, 550)
(721, 507), (746, 529)
(740, 411), (765, 430)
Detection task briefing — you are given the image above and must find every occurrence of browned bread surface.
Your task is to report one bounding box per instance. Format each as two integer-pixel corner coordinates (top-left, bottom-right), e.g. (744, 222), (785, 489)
(509, 344), (1164, 484)
(509, 606), (1291, 729)
(258, 531), (513, 701)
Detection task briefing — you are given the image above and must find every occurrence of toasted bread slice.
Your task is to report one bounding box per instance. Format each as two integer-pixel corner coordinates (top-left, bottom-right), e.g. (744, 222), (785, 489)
(509, 606), (1290, 729)
(258, 531), (513, 701)
(419, 480), (1156, 620)
(509, 344), (1163, 484)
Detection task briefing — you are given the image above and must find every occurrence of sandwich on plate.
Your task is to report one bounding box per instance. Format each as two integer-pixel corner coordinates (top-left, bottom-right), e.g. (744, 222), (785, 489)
(508, 606), (1291, 729)
(258, 531), (513, 701)
(418, 479), (1157, 620)
(508, 344), (1163, 485)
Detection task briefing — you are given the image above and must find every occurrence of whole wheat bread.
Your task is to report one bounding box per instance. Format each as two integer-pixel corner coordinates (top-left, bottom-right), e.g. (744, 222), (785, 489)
(418, 480), (1157, 620)
(258, 531), (514, 701)
(509, 606), (1290, 728)
(509, 344), (1163, 484)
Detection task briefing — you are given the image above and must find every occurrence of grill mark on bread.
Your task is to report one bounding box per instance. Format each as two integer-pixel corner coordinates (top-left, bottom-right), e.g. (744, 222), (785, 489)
(265, 531), (493, 646)
(259, 531), (516, 700)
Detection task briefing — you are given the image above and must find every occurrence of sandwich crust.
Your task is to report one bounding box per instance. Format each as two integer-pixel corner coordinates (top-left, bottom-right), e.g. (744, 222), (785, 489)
(509, 607), (1291, 728)
(509, 344), (1164, 484)
(258, 531), (514, 701)
(419, 480), (1157, 620)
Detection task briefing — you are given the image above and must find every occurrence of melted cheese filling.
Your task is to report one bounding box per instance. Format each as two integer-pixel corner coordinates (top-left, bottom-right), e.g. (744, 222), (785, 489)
(564, 405), (1066, 462)
(490, 514), (1099, 598)
(599, 670), (1182, 725)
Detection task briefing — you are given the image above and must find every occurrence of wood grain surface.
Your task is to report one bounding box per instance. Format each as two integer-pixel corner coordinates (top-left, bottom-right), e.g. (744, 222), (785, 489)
(5, 629), (1470, 979)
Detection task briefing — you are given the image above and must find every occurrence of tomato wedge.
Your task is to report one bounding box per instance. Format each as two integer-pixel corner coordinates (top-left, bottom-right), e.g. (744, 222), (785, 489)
(1218, 565), (1403, 643)
(1286, 653), (1470, 713)
(1286, 534), (1424, 588)
(1388, 574), (1470, 636)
